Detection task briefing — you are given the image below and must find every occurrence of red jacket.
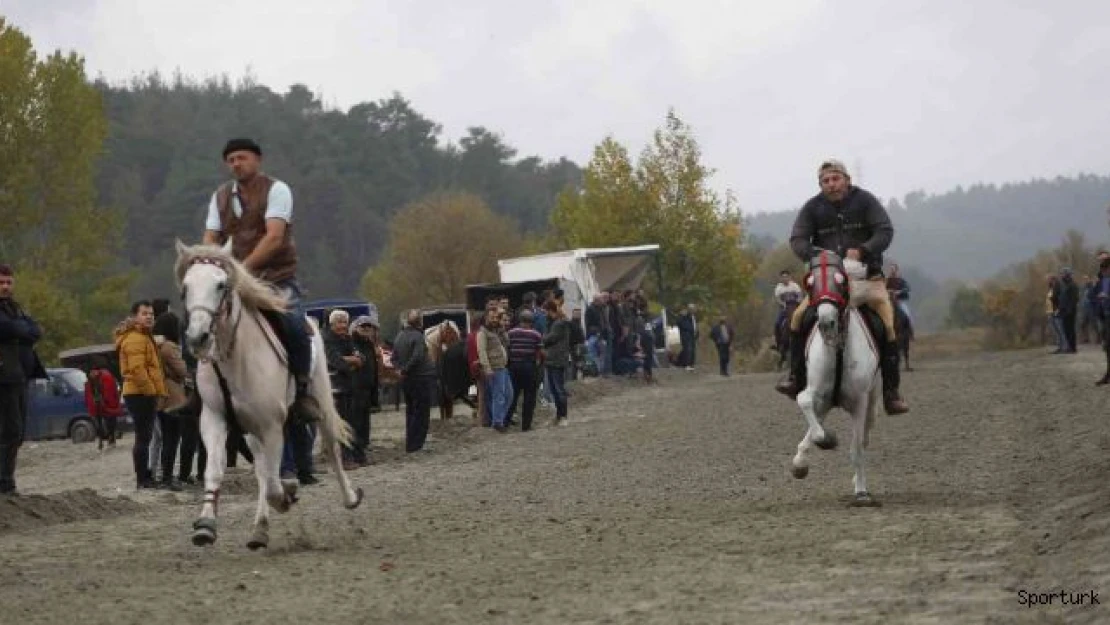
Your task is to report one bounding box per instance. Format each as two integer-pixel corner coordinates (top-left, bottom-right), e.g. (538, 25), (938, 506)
(466, 330), (480, 380)
(85, 369), (124, 418)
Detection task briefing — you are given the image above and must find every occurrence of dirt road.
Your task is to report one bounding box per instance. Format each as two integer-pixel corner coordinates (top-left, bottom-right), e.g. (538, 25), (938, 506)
(1, 347), (1107, 624)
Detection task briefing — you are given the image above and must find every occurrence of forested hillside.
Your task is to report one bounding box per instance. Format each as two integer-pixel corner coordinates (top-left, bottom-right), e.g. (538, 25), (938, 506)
(746, 175), (1110, 282)
(94, 74), (582, 299)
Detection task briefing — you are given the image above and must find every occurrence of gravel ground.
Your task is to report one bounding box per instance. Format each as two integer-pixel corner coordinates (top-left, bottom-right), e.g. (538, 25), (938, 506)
(0, 348), (1107, 625)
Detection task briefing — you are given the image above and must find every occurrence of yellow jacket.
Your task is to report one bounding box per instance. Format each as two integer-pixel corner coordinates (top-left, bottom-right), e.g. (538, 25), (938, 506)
(114, 319), (167, 398)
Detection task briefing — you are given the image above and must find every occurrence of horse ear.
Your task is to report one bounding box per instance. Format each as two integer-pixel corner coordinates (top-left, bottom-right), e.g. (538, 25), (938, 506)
(174, 239), (188, 257)
(221, 237), (233, 255)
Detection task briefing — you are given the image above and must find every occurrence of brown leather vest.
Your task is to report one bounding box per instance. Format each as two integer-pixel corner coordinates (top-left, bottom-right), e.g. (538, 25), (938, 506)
(214, 174), (298, 284)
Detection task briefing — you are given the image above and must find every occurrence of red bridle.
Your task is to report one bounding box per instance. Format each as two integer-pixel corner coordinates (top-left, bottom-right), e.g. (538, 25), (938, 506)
(804, 250), (849, 308)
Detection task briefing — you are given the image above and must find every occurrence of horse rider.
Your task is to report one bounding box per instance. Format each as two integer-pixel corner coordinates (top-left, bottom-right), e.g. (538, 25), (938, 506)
(886, 263), (913, 329)
(773, 270), (803, 333)
(201, 138), (319, 478)
(774, 159), (910, 415)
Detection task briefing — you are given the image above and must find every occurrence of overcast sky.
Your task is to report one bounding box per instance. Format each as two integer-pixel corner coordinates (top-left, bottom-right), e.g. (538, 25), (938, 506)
(7, 0), (1110, 215)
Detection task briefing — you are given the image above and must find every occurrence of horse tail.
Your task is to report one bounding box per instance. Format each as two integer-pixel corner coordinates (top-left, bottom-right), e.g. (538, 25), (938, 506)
(305, 318), (354, 450)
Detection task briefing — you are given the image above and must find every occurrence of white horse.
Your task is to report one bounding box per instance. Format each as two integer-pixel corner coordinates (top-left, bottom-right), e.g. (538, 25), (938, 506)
(174, 239), (363, 549)
(789, 251), (883, 507)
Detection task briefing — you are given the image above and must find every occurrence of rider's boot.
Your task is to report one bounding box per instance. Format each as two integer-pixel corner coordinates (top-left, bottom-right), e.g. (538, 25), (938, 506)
(880, 340), (910, 414)
(284, 314), (320, 424)
(774, 329), (807, 399)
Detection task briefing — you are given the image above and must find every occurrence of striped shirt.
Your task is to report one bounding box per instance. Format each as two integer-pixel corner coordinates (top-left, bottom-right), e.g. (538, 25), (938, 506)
(507, 327), (542, 364)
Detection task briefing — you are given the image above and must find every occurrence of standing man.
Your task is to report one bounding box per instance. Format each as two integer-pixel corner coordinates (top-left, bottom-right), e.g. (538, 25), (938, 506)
(201, 137), (317, 484)
(507, 310), (543, 432)
(0, 265), (46, 495)
(115, 300), (168, 489)
(710, 317), (733, 376)
(392, 310), (436, 452)
(1095, 256), (1110, 385)
(1057, 267), (1080, 354)
(477, 306), (512, 432)
(677, 304), (699, 370)
(775, 159), (909, 415)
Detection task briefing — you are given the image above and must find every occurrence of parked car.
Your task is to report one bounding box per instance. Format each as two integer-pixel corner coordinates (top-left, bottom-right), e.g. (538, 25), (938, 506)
(26, 367), (133, 444)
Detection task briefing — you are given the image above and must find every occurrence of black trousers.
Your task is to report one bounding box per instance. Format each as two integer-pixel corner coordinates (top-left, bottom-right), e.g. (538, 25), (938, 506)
(1062, 313), (1078, 351)
(158, 412), (183, 483)
(350, 391), (372, 460)
(178, 412), (201, 480)
(337, 393), (368, 464)
(402, 376), (434, 452)
(716, 344), (730, 375)
(0, 384), (27, 492)
(508, 362), (538, 431)
(124, 395), (158, 484)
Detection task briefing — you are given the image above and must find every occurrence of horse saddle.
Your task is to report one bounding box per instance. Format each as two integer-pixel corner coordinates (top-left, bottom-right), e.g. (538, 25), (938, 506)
(257, 308), (292, 368)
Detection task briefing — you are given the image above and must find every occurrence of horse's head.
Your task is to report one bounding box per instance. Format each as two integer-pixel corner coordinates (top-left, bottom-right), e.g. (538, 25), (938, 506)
(804, 250), (850, 344)
(175, 238), (236, 360)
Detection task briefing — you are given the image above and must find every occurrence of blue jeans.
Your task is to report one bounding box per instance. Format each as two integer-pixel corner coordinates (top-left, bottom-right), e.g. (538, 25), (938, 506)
(896, 300), (913, 325)
(1051, 315), (1067, 350)
(485, 369), (513, 427)
(546, 366), (568, 419)
(271, 279), (311, 378)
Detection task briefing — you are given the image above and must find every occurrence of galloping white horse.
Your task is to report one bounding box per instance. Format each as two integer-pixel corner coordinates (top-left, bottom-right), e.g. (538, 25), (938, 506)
(790, 250), (883, 506)
(174, 239), (363, 548)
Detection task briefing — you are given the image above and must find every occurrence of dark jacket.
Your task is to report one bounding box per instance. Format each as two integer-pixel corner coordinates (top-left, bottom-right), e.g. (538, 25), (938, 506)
(1057, 276), (1080, 317)
(789, 186), (894, 277)
(585, 304), (608, 336)
(350, 336), (379, 397)
(677, 312), (698, 340)
(324, 330), (357, 395)
(710, 323), (733, 347)
(542, 318), (572, 368)
(0, 299), (46, 385)
(886, 277), (910, 301)
(392, 327), (436, 378)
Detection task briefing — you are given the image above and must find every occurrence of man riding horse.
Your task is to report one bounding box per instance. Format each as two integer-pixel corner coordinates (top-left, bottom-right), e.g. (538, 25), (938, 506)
(774, 159), (910, 415)
(201, 138), (318, 477)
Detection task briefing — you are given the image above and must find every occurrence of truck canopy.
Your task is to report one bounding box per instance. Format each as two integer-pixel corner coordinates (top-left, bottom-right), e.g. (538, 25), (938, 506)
(497, 245), (660, 304)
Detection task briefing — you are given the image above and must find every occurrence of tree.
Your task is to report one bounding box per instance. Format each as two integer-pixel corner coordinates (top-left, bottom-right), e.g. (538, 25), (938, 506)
(361, 193), (524, 329)
(944, 286), (987, 329)
(0, 19), (132, 359)
(550, 109), (754, 313)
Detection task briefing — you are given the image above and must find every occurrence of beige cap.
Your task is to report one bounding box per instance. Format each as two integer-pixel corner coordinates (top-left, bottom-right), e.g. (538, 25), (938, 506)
(818, 159), (849, 179)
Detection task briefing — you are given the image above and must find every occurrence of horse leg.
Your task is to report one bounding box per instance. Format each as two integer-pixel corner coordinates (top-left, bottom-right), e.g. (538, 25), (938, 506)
(243, 433), (270, 550)
(193, 406), (228, 546)
(798, 388), (837, 451)
(850, 390), (882, 507)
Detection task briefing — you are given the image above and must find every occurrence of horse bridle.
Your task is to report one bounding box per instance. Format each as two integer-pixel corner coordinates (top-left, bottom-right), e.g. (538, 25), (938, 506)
(182, 256), (242, 360)
(805, 250), (850, 310)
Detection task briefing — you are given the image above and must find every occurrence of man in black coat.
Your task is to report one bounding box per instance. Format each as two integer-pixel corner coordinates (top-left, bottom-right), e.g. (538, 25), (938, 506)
(0, 264), (47, 496)
(1056, 267), (1080, 354)
(775, 159), (909, 415)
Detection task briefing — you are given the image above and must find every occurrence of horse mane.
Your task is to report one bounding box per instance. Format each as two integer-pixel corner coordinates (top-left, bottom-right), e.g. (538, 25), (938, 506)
(174, 241), (289, 313)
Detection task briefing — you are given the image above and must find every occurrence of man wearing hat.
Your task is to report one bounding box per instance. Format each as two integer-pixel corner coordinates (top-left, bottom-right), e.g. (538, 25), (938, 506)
(202, 138), (318, 481)
(774, 159), (910, 415)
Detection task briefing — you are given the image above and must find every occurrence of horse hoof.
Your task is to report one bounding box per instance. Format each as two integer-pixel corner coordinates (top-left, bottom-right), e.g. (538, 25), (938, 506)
(191, 518), (218, 546)
(246, 531), (269, 550)
(814, 431), (838, 450)
(850, 492), (881, 508)
(282, 480), (300, 507)
(791, 465), (809, 479)
(345, 487), (364, 510)
(192, 527), (217, 546)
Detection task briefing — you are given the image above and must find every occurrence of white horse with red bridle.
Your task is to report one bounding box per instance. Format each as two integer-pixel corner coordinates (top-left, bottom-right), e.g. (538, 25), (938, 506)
(790, 250), (883, 506)
(175, 239), (363, 548)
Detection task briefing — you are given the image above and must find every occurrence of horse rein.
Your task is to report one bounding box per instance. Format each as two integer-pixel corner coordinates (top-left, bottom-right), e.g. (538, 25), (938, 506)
(182, 256), (244, 361)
